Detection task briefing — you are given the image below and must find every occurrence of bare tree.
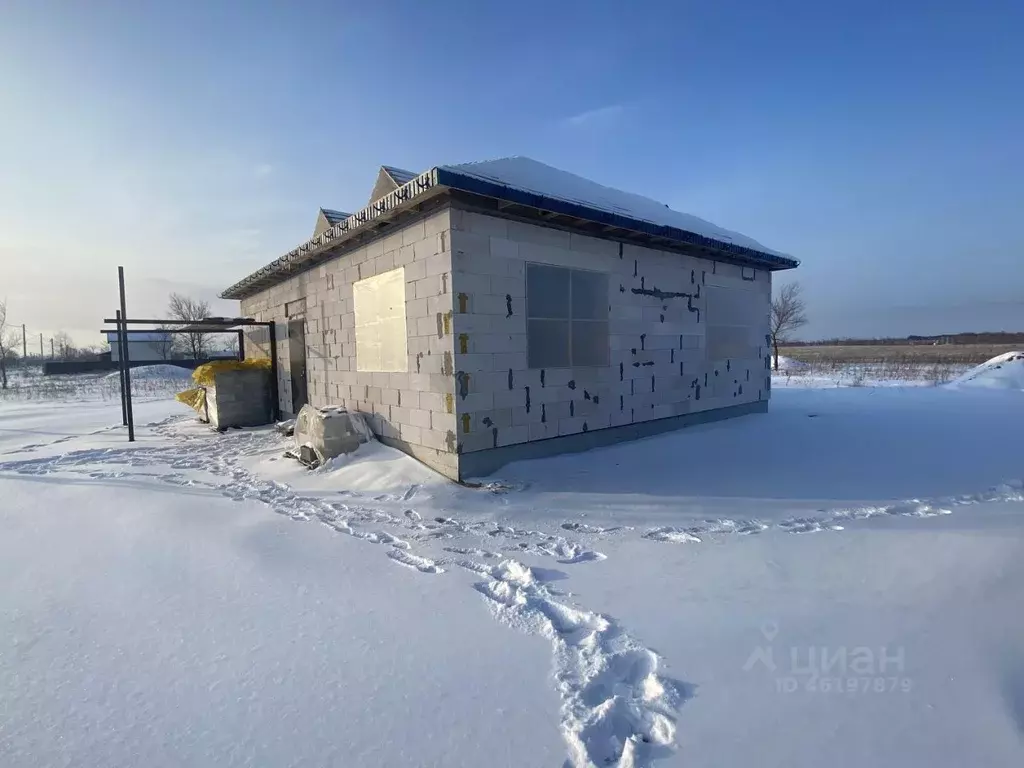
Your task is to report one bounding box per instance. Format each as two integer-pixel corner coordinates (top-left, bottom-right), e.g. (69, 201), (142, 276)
(770, 282), (808, 371)
(167, 293), (211, 360)
(52, 330), (77, 361)
(0, 300), (10, 389)
(223, 334), (240, 359)
(154, 327), (176, 360)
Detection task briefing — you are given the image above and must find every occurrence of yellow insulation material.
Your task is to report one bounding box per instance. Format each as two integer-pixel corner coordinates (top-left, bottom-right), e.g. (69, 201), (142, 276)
(175, 387), (207, 412)
(191, 358), (271, 387)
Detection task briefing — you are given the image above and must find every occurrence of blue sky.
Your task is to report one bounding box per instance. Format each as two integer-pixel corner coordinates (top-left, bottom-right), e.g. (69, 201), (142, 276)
(2, 0), (1022, 344)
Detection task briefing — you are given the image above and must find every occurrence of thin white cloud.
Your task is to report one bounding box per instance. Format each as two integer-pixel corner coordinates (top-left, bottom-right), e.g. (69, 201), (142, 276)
(563, 103), (626, 128)
(253, 163), (274, 178)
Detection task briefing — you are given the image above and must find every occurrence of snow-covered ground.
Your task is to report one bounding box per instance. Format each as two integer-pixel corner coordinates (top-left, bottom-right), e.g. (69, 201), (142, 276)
(2, 360), (1023, 767)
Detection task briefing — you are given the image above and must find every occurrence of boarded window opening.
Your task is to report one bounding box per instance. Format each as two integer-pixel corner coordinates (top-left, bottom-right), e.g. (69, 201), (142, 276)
(526, 263), (609, 368)
(705, 285), (759, 360)
(354, 267), (408, 372)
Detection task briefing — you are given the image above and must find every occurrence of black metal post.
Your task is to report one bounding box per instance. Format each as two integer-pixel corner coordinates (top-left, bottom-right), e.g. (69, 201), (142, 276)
(268, 321), (280, 421)
(118, 267), (135, 442)
(116, 310), (128, 426)
(237, 329), (245, 361)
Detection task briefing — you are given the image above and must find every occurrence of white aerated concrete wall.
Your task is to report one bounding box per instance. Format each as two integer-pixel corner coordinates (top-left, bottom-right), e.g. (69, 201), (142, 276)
(240, 209), (461, 478)
(237, 204), (774, 480)
(448, 208), (772, 455)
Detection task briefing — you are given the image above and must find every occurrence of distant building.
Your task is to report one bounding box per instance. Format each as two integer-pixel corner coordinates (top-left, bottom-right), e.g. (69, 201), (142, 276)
(221, 158), (799, 480)
(105, 331), (173, 362)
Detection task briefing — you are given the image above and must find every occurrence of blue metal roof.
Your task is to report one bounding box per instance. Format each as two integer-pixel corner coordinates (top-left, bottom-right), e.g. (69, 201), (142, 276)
(222, 159), (797, 299)
(382, 166), (417, 185)
(321, 208), (351, 225)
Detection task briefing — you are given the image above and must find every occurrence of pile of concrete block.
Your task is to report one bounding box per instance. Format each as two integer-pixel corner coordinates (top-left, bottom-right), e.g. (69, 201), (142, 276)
(205, 368), (274, 430)
(292, 404), (373, 467)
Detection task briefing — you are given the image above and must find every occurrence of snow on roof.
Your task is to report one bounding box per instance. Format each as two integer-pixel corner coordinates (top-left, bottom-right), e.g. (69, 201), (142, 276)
(441, 156), (785, 258)
(221, 156), (796, 300)
(321, 208), (351, 225)
(382, 166), (417, 185)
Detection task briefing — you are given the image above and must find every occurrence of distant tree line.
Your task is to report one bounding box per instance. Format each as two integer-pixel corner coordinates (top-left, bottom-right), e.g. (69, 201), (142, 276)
(787, 331), (1024, 347)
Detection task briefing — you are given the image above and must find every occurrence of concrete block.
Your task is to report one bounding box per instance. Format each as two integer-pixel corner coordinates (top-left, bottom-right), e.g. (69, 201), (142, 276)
(457, 391), (493, 412)
(430, 411), (457, 433)
(408, 408), (432, 429)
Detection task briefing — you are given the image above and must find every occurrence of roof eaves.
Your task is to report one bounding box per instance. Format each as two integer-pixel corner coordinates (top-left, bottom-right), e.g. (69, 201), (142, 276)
(435, 166), (799, 270)
(221, 169), (442, 300)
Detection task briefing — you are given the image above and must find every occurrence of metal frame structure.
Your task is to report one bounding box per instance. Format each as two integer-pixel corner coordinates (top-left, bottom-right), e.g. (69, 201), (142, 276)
(107, 267), (279, 442)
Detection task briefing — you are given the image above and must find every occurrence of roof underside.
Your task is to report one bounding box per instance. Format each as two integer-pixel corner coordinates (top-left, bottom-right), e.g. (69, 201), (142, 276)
(221, 158), (798, 300)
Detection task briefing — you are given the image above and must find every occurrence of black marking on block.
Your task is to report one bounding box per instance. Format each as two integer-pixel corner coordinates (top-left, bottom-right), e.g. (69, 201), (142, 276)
(671, 349), (675, 363)
(482, 417), (493, 427)
(631, 348), (637, 356)
(584, 390), (591, 401)
(704, 373), (708, 387)
(640, 334), (646, 350)
(540, 369), (546, 387)
(634, 259), (638, 277)
(593, 395), (599, 405)
(695, 384), (701, 400)
(492, 427), (498, 448)
(659, 314), (664, 323)
(619, 284), (625, 293)
(631, 380), (635, 396)
(680, 361), (684, 376)
(691, 269), (695, 284)
(631, 285), (696, 301)
(651, 375), (656, 392)
(620, 362), (624, 381)
(582, 422), (588, 432)
(508, 369), (514, 390)
(416, 352), (423, 373)
(541, 403), (546, 423)
(632, 361), (654, 367)
(436, 313), (444, 339)
(398, 391), (402, 406)
(746, 369), (750, 381)
(505, 294), (513, 318)
(727, 359), (731, 372)
(738, 385), (743, 395)
(619, 242), (624, 258)
(570, 400), (575, 417)
(687, 296), (700, 323)
(568, 379), (576, 390)
(713, 261), (717, 274)
(445, 430), (456, 452)
(456, 371), (470, 399)
(525, 386), (531, 413)
(620, 395), (624, 411)
(715, 369), (719, 377)
(641, 276), (645, 290)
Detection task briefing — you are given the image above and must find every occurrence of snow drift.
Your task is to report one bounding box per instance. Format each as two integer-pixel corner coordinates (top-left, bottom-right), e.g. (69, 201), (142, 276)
(948, 351), (1024, 390)
(104, 365), (194, 381)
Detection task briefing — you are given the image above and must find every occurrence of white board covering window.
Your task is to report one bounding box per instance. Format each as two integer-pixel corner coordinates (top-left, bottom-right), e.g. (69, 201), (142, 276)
(526, 263), (609, 368)
(705, 285), (758, 360)
(353, 267), (408, 372)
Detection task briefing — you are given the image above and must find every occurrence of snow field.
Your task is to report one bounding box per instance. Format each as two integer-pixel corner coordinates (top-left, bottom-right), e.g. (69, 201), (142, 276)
(2, 366), (1024, 767)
